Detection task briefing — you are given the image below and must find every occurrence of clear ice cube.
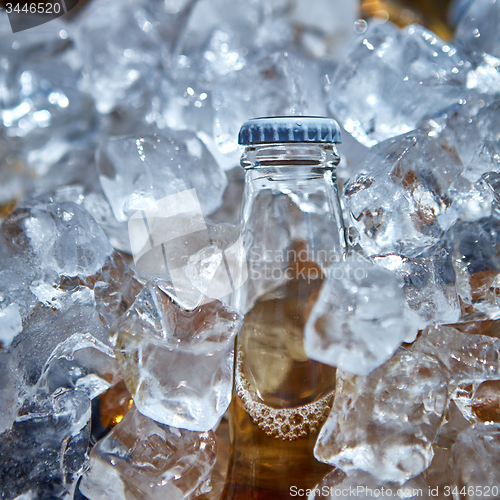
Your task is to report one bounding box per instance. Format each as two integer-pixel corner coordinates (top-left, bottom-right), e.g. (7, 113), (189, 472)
(410, 324), (500, 384)
(314, 350), (448, 483)
(455, 0), (500, 94)
(79, 405), (217, 500)
(304, 251), (418, 376)
(448, 215), (500, 320)
(449, 423), (500, 496)
(373, 243), (460, 328)
(96, 130), (227, 223)
(344, 130), (464, 257)
(328, 22), (470, 147)
(111, 283), (243, 431)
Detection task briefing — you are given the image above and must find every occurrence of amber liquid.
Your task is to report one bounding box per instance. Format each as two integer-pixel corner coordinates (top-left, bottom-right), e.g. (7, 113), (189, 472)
(221, 265), (337, 499)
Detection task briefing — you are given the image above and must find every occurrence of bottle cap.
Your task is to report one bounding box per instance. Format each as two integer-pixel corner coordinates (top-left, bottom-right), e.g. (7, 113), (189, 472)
(238, 116), (341, 145)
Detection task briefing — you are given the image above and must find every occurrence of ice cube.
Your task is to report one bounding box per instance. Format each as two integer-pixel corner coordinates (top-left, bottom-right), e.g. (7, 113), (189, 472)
(411, 324), (500, 384)
(92, 252), (143, 328)
(0, 302), (22, 348)
(344, 130), (464, 257)
(455, 0), (500, 94)
(177, 0), (290, 61)
(37, 332), (122, 400)
(423, 400), (471, 495)
(448, 216), (500, 320)
(111, 283), (243, 431)
(0, 389), (91, 500)
(96, 130), (227, 223)
(469, 380), (500, 423)
(328, 22), (470, 147)
(423, 94), (500, 185)
(287, 0), (357, 60)
(449, 423), (500, 496)
(373, 243), (460, 328)
(0, 22), (96, 180)
(314, 350), (448, 483)
(2, 200), (113, 277)
(1, 201), (139, 384)
(304, 251), (418, 376)
(79, 406), (217, 500)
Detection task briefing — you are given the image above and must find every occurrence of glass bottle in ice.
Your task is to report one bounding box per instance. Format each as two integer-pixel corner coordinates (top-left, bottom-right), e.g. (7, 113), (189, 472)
(222, 116), (346, 499)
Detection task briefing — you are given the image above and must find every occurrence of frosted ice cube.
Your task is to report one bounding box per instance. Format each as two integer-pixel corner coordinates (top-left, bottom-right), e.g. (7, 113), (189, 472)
(0, 303), (22, 348)
(328, 22), (470, 147)
(344, 130), (464, 257)
(111, 283), (243, 431)
(455, 0), (500, 93)
(177, 0), (290, 60)
(304, 251), (418, 376)
(79, 406), (217, 500)
(287, 0), (357, 60)
(0, 21), (96, 179)
(314, 351), (448, 483)
(96, 130), (227, 222)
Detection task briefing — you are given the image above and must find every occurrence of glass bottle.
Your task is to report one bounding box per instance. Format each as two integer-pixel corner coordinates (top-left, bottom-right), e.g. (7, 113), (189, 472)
(221, 116), (346, 499)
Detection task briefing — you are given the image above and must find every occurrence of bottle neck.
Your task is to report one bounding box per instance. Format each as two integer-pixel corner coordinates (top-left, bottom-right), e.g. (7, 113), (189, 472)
(240, 143), (340, 169)
(236, 142), (346, 314)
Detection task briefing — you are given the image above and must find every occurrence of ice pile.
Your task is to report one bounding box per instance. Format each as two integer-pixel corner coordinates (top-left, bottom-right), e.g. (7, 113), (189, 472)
(303, 0), (500, 490)
(1, 0), (500, 497)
